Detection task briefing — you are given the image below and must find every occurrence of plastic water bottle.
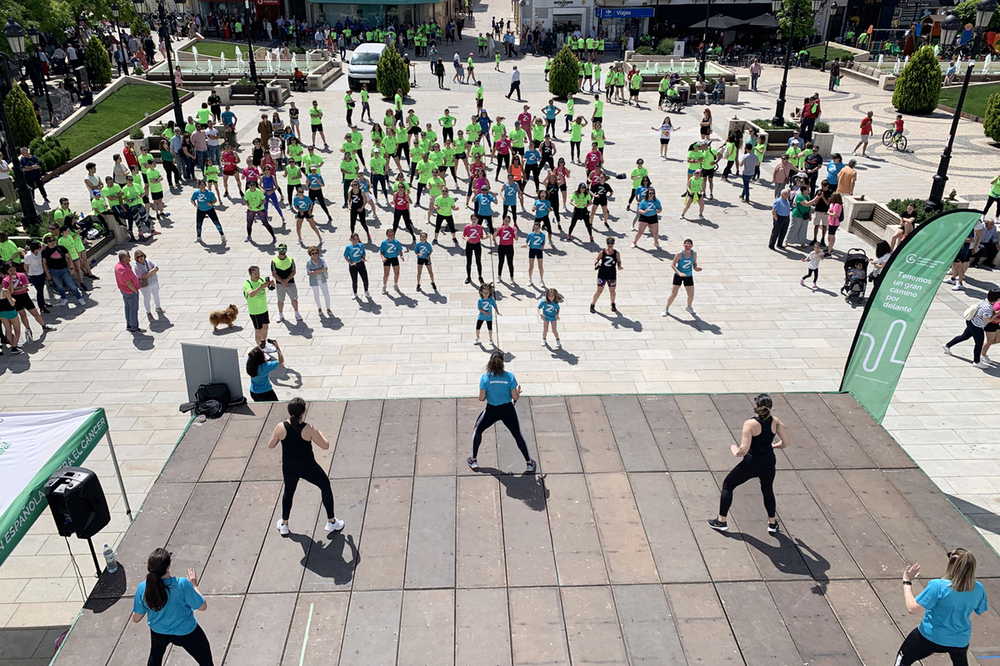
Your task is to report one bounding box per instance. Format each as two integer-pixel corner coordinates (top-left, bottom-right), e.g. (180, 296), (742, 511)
(103, 545), (118, 574)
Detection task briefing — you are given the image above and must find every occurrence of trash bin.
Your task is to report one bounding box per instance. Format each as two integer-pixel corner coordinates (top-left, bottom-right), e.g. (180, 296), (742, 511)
(678, 85), (690, 107)
(74, 65), (89, 89)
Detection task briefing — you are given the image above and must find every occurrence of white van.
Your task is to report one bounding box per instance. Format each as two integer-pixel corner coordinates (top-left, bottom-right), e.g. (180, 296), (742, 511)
(348, 43), (387, 92)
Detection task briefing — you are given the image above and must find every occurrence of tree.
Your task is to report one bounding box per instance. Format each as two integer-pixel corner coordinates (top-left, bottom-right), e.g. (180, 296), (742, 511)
(85, 37), (112, 85)
(892, 45), (943, 114)
(4, 84), (42, 148)
(548, 45), (579, 98)
(777, 0), (817, 40)
(984, 91), (1000, 142)
(130, 18), (150, 38)
(375, 44), (409, 98)
(955, 0), (1000, 33)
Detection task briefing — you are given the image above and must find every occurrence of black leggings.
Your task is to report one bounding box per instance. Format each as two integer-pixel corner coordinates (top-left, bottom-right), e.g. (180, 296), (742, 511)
(393, 208), (414, 235)
(495, 153), (510, 176)
(719, 457), (776, 519)
(282, 456), (334, 521)
(349, 263), (369, 294)
(895, 627), (969, 666)
(570, 141), (581, 161)
(435, 214), (456, 235)
(525, 164), (541, 192)
(466, 242), (483, 278)
(246, 211), (275, 238)
(442, 127), (454, 142)
(147, 625), (213, 666)
(476, 319), (493, 331)
(398, 142), (410, 163)
(162, 161), (180, 187)
(350, 208), (369, 235)
(498, 244), (514, 278)
(471, 402), (530, 460)
(309, 188), (331, 219)
(29, 273), (47, 309)
(568, 208), (592, 236)
(545, 118), (556, 136)
(985, 195), (1000, 218)
(372, 174), (389, 199)
(946, 320), (986, 363)
(802, 268), (819, 282)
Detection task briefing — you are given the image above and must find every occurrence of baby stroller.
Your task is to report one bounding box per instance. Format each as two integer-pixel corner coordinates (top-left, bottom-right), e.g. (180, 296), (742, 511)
(841, 248), (868, 304)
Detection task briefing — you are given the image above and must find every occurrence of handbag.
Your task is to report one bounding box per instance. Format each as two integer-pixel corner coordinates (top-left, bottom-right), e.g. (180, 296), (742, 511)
(964, 302), (980, 321)
(835, 76), (842, 86)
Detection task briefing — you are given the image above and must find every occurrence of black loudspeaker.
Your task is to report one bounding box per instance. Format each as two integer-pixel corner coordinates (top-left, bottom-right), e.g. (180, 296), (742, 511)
(44, 467), (111, 540)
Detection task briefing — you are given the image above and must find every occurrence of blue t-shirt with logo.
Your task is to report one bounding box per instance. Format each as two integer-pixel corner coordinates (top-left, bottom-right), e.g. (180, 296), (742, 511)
(306, 173), (324, 189)
(503, 183), (518, 206)
(544, 104), (557, 120)
(638, 198), (662, 216)
(380, 238), (403, 259)
(534, 199), (552, 218)
(677, 250), (694, 276)
(221, 111), (236, 126)
(524, 149), (540, 165)
(475, 192), (496, 216)
(538, 300), (560, 321)
(826, 160), (844, 186)
(479, 370), (517, 405)
(293, 195), (313, 212)
(415, 241), (432, 259)
(133, 577), (203, 636)
(190, 190), (216, 211)
(477, 296), (497, 321)
(527, 231), (546, 249)
(916, 579), (989, 647)
(343, 243), (366, 262)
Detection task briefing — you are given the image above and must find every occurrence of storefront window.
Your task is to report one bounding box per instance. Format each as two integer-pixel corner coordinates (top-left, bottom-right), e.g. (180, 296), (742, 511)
(552, 13), (582, 48)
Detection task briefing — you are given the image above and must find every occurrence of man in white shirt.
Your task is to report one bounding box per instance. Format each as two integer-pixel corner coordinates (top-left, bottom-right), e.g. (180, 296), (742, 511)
(0, 158), (14, 202)
(506, 66), (521, 101)
(67, 44), (79, 69)
(205, 120), (221, 167)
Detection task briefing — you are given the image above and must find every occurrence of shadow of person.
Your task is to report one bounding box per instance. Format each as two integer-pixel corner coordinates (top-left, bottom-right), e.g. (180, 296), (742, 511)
(474, 467), (550, 512)
(549, 347), (579, 365)
(739, 531), (814, 580)
(272, 366), (303, 390)
(793, 536), (833, 595)
(289, 532), (359, 585)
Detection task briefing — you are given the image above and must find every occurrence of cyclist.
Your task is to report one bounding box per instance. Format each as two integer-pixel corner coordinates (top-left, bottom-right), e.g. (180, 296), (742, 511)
(890, 114), (904, 144)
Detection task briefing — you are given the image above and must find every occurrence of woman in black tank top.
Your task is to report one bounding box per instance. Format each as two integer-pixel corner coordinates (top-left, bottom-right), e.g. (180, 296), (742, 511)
(590, 237), (622, 314)
(708, 394), (790, 534)
(266, 397), (344, 536)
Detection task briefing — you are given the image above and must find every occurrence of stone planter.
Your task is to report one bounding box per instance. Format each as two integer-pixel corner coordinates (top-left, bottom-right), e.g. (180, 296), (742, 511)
(842, 195), (876, 234)
(811, 131), (834, 156)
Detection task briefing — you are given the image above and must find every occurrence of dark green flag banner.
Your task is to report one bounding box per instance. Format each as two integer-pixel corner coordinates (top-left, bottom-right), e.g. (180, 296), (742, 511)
(841, 209), (982, 422)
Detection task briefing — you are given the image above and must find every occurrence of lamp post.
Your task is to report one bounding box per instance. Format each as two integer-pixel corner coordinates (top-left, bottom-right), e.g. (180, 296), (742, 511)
(925, 0), (996, 211)
(0, 19), (42, 230)
(134, 0), (185, 127)
(698, 0), (714, 80)
(109, 3), (125, 77)
(26, 26), (54, 125)
(820, 1), (839, 72)
(244, 0), (258, 82)
(772, 0), (823, 127)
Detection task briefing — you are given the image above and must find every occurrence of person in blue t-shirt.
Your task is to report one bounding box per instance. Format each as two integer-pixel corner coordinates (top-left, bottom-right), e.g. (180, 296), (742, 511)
(896, 548), (990, 665)
(414, 230), (436, 292)
(524, 221), (547, 285)
(474, 282), (499, 345)
(633, 187), (663, 250)
(131, 548), (213, 666)
(246, 342), (284, 401)
(292, 186), (322, 247)
(501, 174), (520, 220)
(189, 180), (224, 243)
(474, 186), (497, 233)
(467, 350), (536, 473)
(532, 194), (554, 240)
(379, 228), (405, 294)
(524, 142), (542, 191)
(343, 232), (370, 298)
(538, 287), (562, 348)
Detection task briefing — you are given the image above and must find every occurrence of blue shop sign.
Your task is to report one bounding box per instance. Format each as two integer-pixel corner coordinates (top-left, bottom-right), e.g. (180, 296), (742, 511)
(595, 7), (655, 18)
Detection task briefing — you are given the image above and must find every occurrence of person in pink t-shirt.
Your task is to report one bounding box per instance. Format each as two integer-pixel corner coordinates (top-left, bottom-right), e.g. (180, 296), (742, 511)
(493, 215), (519, 282)
(115, 250), (145, 333)
(463, 214), (485, 284)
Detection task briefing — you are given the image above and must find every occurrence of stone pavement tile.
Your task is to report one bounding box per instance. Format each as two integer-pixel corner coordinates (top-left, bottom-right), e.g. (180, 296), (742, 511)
(338, 590), (402, 666)
(414, 398), (457, 475)
(403, 475), (456, 589)
(636, 395), (707, 471)
(0, 627), (47, 660)
(508, 587), (570, 666)
(155, 413), (227, 484)
(456, 475), (506, 588)
(455, 587), (511, 666)
(674, 394), (740, 472)
(299, 477), (367, 593)
(371, 398), (420, 477)
(670, 471), (760, 582)
(330, 400), (383, 479)
(566, 396), (623, 473)
(457, 398), (493, 474)
(786, 393), (877, 468)
(766, 393), (835, 469)
(821, 393), (918, 469)
(612, 584), (685, 665)
(224, 592), (297, 666)
(279, 592), (350, 666)
(495, 395), (538, 473)
(13, 579), (78, 605)
(601, 395), (666, 472)
(200, 481), (281, 595)
(628, 472), (710, 584)
(528, 397), (584, 474)
(49, 595), (131, 666)
(162, 595), (242, 666)
(543, 473), (607, 587)
(560, 586), (628, 665)
(823, 580), (907, 666)
(397, 589), (455, 666)
(768, 580), (863, 665)
(500, 477), (557, 587)
(663, 583), (743, 664)
(165, 481), (238, 576)
(353, 476), (412, 591)
(715, 581), (803, 664)
(249, 482), (317, 594)
(586, 472), (659, 585)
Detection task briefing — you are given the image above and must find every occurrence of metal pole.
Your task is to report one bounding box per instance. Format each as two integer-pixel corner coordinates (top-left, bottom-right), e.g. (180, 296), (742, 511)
(247, 3), (258, 82)
(86, 537), (102, 578)
(0, 57), (41, 230)
(698, 0), (713, 80)
(160, 1), (185, 127)
(103, 431), (134, 521)
(772, 0), (800, 126)
(926, 32), (982, 211)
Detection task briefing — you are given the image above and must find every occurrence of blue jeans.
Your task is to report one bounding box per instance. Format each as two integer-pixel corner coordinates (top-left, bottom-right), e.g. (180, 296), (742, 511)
(751, 73), (759, 90)
(741, 175), (752, 201)
(208, 144), (221, 166)
(122, 291), (139, 330)
(49, 268), (82, 301)
(196, 150), (208, 170)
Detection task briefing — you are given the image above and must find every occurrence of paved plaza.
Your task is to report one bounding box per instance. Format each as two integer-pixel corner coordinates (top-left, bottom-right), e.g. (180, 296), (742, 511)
(49, 395), (1000, 665)
(3, 0), (1000, 655)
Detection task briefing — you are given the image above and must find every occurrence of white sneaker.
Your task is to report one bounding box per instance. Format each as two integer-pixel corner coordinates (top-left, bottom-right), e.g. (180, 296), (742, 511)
(294, 311), (303, 321)
(541, 339), (546, 347)
(77, 298), (86, 306)
(364, 291), (371, 299)
(975, 361), (991, 369)
(276, 313), (284, 323)
(943, 344), (952, 356)
(983, 355), (994, 364)
(685, 305), (696, 314)
(944, 277), (955, 284)
(325, 518), (345, 532)
(953, 283), (965, 291)
(662, 308), (669, 317)
(556, 340), (562, 348)
(275, 519), (289, 535)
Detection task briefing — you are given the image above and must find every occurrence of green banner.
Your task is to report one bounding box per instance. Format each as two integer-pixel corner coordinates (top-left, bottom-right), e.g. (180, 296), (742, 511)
(841, 209), (982, 422)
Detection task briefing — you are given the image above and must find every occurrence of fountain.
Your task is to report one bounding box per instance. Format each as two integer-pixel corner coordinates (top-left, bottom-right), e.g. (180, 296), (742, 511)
(934, 44), (940, 58)
(291, 53), (298, 70)
(207, 59), (213, 74)
(192, 45), (199, 67)
(220, 53), (226, 72)
(236, 47), (244, 71)
(305, 50), (311, 69)
(670, 59), (675, 71)
(892, 58), (901, 74)
(984, 54), (993, 74)
(644, 60), (650, 73)
(265, 49), (273, 73)
(877, 54), (884, 69)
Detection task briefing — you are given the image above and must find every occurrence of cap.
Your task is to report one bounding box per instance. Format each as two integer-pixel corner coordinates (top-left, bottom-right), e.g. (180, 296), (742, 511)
(277, 243), (288, 251)
(579, 182), (587, 189)
(791, 139), (800, 145)
(92, 189), (101, 197)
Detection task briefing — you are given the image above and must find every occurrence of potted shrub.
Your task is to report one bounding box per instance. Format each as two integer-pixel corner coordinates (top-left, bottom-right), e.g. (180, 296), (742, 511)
(129, 125), (148, 150)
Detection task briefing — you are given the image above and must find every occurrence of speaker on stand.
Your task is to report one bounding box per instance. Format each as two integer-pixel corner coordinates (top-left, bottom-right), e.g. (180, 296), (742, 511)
(44, 467), (112, 577)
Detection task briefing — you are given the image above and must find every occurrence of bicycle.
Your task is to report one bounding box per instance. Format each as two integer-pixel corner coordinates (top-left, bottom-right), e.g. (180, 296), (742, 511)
(882, 128), (908, 152)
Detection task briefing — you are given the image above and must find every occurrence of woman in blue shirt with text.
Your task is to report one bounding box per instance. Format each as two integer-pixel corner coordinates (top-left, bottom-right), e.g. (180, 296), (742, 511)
(632, 187), (662, 250)
(379, 228), (405, 294)
(468, 350), (536, 474)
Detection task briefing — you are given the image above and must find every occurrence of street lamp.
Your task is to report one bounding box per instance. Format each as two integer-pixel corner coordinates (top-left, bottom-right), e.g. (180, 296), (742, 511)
(26, 26), (54, 124)
(0, 19), (43, 230)
(698, 0), (715, 80)
(134, 0), (185, 127)
(925, 0), (996, 211)
(821, 1), (839, 72)
(772, 0), (823, 127)
(109, 3), (127, 78)
(244, 0), (258, 82)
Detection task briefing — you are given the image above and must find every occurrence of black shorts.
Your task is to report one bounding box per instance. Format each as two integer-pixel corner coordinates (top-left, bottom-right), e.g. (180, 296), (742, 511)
(593, 116), (603, 124)
(558, 184), (567, 191)
(702, 168), (715, 178)
(528, 248), (543, 259)
(456, 152), (467, 160)
(408, 126), (421, 135)
(417, 257), (431, 266)
(639, 213), (659, 225)
(593, 197), (608, 207)
(13, 292), (33, 311)
(986, 322), (1000, 332)
(383, 257), (399, 267)
(673, 274), (694, 287)
(660, 139), (670, 145)
(249, 312), (269, 330)
(311, 123), (324, 132)
(956, 247), (971, 262)
(151, 191), (163, 200)
(827, 225), (839, 236)
(296, 210), (311, 220)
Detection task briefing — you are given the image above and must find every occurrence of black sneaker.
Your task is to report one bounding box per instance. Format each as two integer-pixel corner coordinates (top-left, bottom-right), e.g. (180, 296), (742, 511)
(610, 302), (618, 313)
(767, 520), (779, 534)
(707, 519), (728, 532)
(589, 304), (596, 314)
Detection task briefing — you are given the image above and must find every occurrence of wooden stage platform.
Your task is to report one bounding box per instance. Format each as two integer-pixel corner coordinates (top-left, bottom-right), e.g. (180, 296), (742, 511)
(54, 393), (1000, 665)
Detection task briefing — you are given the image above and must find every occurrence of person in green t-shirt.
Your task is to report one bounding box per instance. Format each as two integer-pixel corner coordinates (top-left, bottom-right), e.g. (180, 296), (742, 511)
(569, 116), (588, 162)
(204, 158), (222, 199)
(309, 100), (327, 149)
(360, 84), (372, 123)
(629, 72), (643, 106)
(243, 265), (274, 344)
(243, 181), (276, 244)
(144, 165), (168, 221)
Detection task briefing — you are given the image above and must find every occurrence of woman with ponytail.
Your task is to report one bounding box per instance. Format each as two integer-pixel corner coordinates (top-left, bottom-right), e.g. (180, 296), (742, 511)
(131, 548), (214, 665)
(707, 394), (789, 534)
(895, 548), (989, 665)
(267, 397), (343, 536)
(467, 351), (536, 474)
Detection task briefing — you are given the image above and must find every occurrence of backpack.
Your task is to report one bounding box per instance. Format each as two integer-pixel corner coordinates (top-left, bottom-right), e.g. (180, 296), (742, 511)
(964, 302), (981, 321)
(195, 400), (224, 419)
(196, 382), (231, 406)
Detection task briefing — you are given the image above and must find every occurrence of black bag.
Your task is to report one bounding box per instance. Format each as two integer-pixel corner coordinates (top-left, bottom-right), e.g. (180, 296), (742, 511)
(196, 383), (231, 406)
(195, 400), (224, 419)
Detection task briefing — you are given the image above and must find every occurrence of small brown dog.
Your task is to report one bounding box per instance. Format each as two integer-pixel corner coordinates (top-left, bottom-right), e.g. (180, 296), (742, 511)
(209, 304), (239, 330)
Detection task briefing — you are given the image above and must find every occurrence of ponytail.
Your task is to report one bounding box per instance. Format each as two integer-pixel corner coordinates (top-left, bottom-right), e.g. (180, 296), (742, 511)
(753, 393), (772, 420)
(946, 548), (977, 593)
(144, 548), (171, 612)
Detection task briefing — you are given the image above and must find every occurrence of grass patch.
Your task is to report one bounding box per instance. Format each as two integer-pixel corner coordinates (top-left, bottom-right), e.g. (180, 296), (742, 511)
(939, 82), (1000, 118)
(58, 84), (176, 159)
(805, 44), (855, 64)
(182, 41), (243, 59)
